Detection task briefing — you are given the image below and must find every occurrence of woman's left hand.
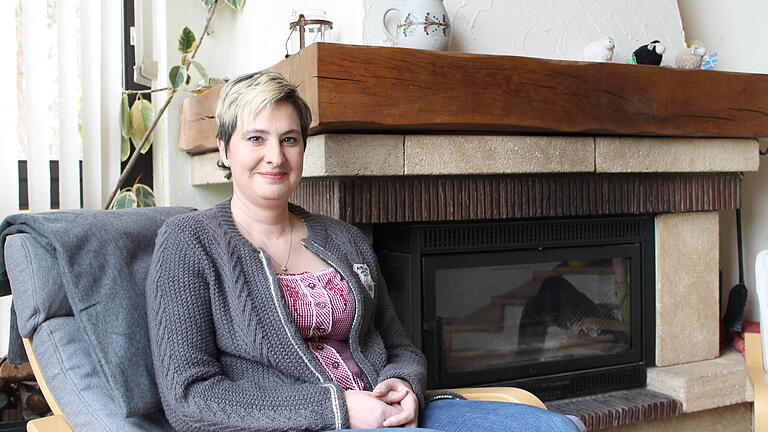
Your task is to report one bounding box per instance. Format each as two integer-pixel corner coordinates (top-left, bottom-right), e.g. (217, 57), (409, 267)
(372, 378), (419, 428)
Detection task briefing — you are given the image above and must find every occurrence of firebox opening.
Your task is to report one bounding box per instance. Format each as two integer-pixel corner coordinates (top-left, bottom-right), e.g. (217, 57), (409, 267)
(374, 216), (655, 401)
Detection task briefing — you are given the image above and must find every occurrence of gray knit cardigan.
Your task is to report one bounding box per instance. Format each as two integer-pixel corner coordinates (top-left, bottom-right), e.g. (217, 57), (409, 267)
(146, 199), (427, 432)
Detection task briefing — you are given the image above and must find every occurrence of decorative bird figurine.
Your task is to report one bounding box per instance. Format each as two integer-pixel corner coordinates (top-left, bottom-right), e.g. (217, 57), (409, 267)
(674, 44), (707, 69)
(631, 40), (665, 65)
(583, 37), (615, 62)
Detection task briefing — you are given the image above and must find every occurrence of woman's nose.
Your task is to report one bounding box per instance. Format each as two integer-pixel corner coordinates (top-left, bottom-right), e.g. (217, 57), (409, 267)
(263, 140), (284, 166)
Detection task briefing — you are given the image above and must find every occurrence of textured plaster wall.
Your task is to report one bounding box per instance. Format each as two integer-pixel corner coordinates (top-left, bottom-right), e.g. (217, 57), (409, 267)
(677, 0), (768, 322)
(364, 0), (687, 64)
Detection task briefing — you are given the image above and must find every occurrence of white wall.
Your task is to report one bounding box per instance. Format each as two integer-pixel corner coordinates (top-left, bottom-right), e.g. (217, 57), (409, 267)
(677, 0), (768, 322)
(152, 0), (236, 208)
(228, 1), (365, 74)
(366, 0), (687, 64)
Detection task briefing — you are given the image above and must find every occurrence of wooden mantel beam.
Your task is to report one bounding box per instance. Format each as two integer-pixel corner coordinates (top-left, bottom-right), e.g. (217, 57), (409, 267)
(178, 43), (768, 154)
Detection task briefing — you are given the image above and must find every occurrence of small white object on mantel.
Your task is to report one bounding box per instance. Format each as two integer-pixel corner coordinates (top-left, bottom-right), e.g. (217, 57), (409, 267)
(675, 44), (707, 69)
(583, 37), (615, 62)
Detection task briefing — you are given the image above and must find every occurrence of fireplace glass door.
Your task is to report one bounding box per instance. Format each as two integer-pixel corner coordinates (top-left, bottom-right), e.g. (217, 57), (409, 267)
(422, 244), (643, 389)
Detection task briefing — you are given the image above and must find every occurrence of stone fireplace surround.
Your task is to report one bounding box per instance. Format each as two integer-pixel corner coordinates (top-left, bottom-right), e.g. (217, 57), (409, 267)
(191, 134), (759, 430)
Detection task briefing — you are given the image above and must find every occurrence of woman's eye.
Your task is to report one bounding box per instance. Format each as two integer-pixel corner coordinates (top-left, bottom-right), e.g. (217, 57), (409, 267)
(282, 136), (299, 145)
(248, 136), (263, 144)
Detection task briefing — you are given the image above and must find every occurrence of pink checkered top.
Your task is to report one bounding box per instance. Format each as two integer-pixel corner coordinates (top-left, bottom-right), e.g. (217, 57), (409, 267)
(277, 268), (367, 391)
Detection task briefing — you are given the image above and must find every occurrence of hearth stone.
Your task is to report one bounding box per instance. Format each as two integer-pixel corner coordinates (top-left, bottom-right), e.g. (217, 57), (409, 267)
(547, 388), (682, 431)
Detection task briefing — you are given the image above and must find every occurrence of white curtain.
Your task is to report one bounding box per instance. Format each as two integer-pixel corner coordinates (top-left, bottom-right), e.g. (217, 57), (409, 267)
(0, 0), (122, 357)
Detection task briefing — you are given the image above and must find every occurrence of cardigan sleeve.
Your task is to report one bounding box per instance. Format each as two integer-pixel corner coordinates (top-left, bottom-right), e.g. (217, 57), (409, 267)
(146, 218), (349, 432)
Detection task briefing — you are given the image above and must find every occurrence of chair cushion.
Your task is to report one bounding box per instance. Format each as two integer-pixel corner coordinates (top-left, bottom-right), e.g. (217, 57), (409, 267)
(4, 234), (73, 337)
(33, 316), (175, 431)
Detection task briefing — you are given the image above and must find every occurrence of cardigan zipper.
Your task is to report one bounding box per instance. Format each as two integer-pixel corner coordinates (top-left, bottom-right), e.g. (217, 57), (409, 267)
(301, 239), (376, 389)
(258, 250), (326, 381)
(258, 250), (344, 429)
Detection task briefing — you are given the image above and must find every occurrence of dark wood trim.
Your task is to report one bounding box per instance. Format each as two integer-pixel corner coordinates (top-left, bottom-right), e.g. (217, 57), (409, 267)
(292, 173), (740, 223)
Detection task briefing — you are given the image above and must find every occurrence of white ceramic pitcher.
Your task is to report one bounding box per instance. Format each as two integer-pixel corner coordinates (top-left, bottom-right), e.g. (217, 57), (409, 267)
(378, 0), (451, 51)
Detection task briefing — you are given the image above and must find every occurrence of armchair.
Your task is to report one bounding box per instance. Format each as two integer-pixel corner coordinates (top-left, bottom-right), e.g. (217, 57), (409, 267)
(1, 208), (551, 432)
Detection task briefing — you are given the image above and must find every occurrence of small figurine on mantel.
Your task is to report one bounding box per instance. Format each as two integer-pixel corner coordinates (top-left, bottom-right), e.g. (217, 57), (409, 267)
(701, 51), (719, 70)
(630, 40), (665, 65)
(582, 37), (615, 62)
(674, 43), (707, 69)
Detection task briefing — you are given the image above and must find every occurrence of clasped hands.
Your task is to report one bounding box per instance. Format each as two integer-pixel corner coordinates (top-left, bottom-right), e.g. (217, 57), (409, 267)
(344, 378), (418, 429)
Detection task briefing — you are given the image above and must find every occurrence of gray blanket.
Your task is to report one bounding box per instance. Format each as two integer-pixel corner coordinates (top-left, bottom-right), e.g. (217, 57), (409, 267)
(0, 206), (194, 417)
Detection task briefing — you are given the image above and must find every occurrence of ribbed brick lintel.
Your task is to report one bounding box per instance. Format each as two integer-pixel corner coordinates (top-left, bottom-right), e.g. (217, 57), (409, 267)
(291, 173), (741, 224)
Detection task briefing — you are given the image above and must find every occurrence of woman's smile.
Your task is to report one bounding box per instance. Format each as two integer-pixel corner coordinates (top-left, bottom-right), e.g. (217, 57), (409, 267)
(257, 171), (287, 180)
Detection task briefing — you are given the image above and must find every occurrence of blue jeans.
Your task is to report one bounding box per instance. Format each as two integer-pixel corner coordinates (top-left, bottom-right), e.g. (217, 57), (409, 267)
(333, 399), (581, 432)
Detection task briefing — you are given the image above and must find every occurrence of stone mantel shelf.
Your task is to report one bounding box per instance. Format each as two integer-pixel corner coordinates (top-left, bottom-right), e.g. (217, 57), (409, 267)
(191, 134), (759, 186)
(178, 43), (768, 154)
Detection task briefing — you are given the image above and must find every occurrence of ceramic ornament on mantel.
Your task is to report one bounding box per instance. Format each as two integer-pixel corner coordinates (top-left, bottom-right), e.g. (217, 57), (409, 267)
(582, 37), (615, 62)
(674, 43), (707, 69)
(630, 40), (665, 65)
(377, 0), (451, 51)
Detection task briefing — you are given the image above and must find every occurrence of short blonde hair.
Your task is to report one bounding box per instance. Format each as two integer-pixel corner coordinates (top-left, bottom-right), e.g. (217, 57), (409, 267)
(214, 70), (312, 179)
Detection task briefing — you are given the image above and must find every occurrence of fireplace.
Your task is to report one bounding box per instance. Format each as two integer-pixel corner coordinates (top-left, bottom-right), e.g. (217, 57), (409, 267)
(373, 216), (655, 400)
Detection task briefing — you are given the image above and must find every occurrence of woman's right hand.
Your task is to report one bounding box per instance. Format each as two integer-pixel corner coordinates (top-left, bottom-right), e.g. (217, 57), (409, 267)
(344, 390), (403, 429)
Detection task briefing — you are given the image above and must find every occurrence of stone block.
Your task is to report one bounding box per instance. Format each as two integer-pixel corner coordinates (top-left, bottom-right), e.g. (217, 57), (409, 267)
(646, 350), (753, 413)
(404, 135), (595, 175)
(601, 403), (751, 432)
(655, 212), (719, 367)
(303, 134), (404, 177)
(191, 151), (228, 185)
(596, 138), (759, 173)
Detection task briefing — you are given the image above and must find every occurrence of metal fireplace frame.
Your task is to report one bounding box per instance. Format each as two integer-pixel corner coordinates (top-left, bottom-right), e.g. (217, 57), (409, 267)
(374, 215), (656, 400)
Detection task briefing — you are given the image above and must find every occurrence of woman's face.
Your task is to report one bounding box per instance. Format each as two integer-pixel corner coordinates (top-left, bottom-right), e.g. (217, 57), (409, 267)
(218, 101), (304, 207)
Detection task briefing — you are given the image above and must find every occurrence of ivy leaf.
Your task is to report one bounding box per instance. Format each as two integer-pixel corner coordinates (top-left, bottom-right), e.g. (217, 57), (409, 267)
(200, 0), (215, 7)
(120, 135), (130, 162)
(169, 65), (187, 89)
(224, 0), (246, 11)
(178, 26), (196, 54)
(191, 60), (209, 83)
(130, 98), (155, 152)
(119, 94), (131, 138)
(133, 183), (156, 207)
(110, 189), (138, 209)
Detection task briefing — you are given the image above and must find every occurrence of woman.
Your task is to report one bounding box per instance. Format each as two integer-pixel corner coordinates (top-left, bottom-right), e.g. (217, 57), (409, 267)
(146, 71), (582, 432)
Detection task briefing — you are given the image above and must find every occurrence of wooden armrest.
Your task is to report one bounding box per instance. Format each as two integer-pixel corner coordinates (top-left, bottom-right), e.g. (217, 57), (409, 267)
(26, 415), (73, 432)
(746, 332), (767, 432)
(22, 338), (64, 416)
(440, 387), (547, 410)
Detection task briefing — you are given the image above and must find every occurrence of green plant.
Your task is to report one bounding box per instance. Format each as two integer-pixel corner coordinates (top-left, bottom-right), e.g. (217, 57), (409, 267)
(110, 180), (156, 209)
(108, 0), (246, 209)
